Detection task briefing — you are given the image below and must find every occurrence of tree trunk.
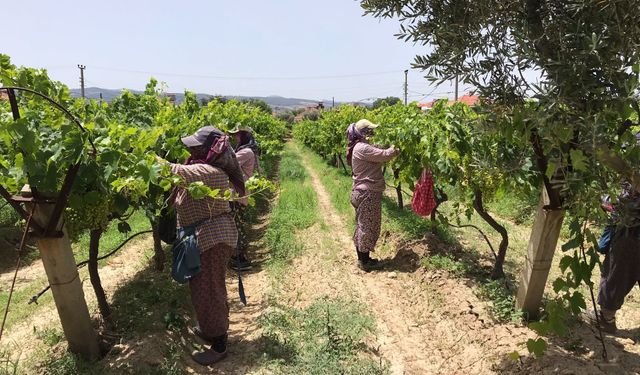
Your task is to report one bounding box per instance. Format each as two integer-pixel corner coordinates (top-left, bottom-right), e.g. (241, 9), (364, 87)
(473, 189), (508, 279)
(151, 221), (165, 271)
(89, 229), (111, 319)
(393, 168), (403, 210)
(430, 188), (448, 222)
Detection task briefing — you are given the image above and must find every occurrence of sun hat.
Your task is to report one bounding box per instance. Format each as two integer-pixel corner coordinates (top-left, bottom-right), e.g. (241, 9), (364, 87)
(181, 126), (218, 148)
(355, 119), (379, 131)
(228, 124), (254, 135)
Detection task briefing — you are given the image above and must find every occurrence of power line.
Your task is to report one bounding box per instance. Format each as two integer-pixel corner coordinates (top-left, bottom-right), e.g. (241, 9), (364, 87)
(89, 66), (403, 81)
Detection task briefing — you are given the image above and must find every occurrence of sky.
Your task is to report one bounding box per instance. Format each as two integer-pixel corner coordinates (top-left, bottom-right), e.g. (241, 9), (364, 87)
(2, 0), (473, 103)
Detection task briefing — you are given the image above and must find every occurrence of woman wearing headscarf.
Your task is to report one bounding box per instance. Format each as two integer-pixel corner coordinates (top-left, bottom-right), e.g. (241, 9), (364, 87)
(163, 126), (245, 365)
(347, 119), (399, 272)
(228, 125), (260, 271)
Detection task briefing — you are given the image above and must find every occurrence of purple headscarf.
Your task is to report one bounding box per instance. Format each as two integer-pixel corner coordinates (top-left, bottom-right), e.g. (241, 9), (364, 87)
(346, 123), (366, 166)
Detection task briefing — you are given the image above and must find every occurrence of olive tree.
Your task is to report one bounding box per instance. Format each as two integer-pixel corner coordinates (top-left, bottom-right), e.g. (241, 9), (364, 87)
(361, 0), (640, 319)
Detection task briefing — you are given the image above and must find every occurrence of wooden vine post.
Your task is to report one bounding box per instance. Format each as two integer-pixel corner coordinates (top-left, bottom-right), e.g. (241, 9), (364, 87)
(516, 187), (565, 318)
(32, 202), (101, 361)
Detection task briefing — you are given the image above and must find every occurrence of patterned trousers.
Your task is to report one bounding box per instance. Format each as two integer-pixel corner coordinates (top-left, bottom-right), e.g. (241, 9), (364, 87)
(189, 243), (234, 337)
(232, 203), (249, 258)
(598, 227), (640, 310)
(351, 189), (383, 253)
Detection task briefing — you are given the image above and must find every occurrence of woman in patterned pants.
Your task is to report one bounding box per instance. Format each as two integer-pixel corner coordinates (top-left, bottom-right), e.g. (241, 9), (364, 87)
(347, 119), (399, 271)
(166, 126), (244, 365)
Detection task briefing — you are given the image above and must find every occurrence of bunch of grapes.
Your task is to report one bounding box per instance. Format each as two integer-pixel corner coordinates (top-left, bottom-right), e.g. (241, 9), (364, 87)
(65, 194), (112, 240)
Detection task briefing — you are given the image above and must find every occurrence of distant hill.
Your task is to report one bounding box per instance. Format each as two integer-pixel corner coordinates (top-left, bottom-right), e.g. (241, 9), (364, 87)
(70, 87), (365, 110)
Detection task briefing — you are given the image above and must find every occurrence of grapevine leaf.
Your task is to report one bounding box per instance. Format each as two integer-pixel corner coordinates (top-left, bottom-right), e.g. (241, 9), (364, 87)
(526, 338), (547, 357)
(569, 149), (587, 171)
(568, 291), (586, 315)
(559, 255), (573, 272)
(561, 238), (580, 252)
(552, 278), (567, 293)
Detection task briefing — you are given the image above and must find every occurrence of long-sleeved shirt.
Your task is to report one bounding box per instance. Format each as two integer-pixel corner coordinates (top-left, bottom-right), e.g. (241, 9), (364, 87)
(351, 142), (398, 192)
(234, 148), (257, 205)
(170, 163), (238, 252)
(236, 148), (256, 180)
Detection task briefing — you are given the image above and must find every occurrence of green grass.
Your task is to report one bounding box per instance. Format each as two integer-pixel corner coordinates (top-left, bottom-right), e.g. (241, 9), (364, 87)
(264, 143), (319, 278)
(476, 280), (524, 323)
(72, 210), (151, 264)
(297, 144), (354, 227)
(486, 191), (538, 226)
(259, 297), (388, 375)
(421, 253), (471, 276)
(0, 344), (21, 375)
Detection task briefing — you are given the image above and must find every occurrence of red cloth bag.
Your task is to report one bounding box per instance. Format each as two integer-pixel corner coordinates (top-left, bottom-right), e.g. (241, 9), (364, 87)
(412, 169), (437, 217)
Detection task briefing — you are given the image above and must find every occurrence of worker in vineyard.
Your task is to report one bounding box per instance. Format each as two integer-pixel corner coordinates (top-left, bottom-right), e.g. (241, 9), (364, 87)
(583, 133), (640, 334)
(347, 119), (399, 271)
(164, 126), (245, 365)
(228, 124), (260, 271)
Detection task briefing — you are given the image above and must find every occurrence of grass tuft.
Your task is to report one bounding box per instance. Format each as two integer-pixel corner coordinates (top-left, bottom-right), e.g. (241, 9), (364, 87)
(259, 297), (389, 375)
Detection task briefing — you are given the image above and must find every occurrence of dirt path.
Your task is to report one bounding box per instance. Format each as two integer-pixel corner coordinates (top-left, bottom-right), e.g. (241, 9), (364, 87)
(0, 235), (155, 365)
(295, 145), (640, 374)
(298, 153), (500, 374)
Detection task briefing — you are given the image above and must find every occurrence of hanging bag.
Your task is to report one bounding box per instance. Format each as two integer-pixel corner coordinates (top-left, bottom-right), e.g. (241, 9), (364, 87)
(412, 169), (437, 217)
(171, 221), (206, 284)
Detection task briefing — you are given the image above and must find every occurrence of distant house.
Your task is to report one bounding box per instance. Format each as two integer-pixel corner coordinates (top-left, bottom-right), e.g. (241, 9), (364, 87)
(304, 102), (324, 111)
(0, 90), (8, 101)
(418, 94), (480, 111)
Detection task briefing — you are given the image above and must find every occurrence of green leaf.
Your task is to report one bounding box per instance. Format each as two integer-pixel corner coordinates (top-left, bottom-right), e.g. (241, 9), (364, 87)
(569, 149), (587, 172)
(561, 238), (580, 252)
(187, 181), (210, 200)
(84, 191), (101, 204)
(159, 179), (172, 192)
(113, 193), (129, 216)
(559, 255), (573, 272)
(528, 321), (549, 336)
(567, 292), (586, 315)
(526, 338), (547, 357)
(552, 278), (567, 293)
(509, 351), (520, 361)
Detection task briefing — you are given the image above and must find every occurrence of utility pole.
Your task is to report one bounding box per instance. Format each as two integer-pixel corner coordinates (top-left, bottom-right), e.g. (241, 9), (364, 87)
(77, 65), (86, 99)
(99, 92), (103, 104)
(332, 96), (335, 108)
(454, 74), (459, 101)
(403, 69), (408, 105)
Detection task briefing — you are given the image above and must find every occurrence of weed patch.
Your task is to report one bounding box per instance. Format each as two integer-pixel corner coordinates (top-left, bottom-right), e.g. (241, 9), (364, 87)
(476, 280), (524, 323)
(421, 253), (470, 276)
(259, 297), (388, 375)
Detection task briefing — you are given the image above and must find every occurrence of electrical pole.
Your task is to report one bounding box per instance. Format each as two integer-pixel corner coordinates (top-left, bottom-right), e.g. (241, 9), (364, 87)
(77, 65), (86, 99)
(454, 74), (459, 101)
(403, 69), (408, 105)
(332, 96), (335, 108)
